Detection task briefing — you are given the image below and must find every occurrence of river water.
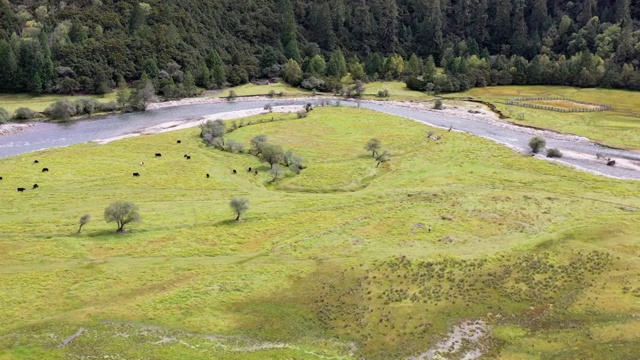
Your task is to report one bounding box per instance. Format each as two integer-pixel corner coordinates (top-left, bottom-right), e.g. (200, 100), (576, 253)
(1, 99), (639, 180)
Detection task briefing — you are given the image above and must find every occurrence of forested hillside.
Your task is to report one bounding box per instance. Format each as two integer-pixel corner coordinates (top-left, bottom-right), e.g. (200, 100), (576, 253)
(0, 0), (639, 96)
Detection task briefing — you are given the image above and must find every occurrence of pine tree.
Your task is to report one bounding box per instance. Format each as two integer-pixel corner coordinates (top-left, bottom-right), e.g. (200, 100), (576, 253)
(530, 0), (549, 33)
(206, 50), (226, 89)
(511, 0), (529, 55)
(375, 0), (398, 54)
(424, 55), (437, 82)
(0, 40), (17, 92)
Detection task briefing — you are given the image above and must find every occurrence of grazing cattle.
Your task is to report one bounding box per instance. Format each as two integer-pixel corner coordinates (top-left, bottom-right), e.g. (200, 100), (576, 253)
(607, 160), (616, 166)
(42, 168), (49, 172)
(254, 170), (258, 175)
(155, 153), (162, 157)
(17, 188), (26, 192)
(0, 176), (3, 180)
(428, 225), (433, 232)
(140, 161), (145, 166)
(177, 140), (182, 144)
(183, 154), (189, 158)
(32, 184), (39, 189)
(186, 156), (191, 160)
(133, 172), (141, 177)
(232, 169), (237, 174)
(248, 167), (252, 172)
(33, 160), (39, 164)
(206, 173), (210, 178)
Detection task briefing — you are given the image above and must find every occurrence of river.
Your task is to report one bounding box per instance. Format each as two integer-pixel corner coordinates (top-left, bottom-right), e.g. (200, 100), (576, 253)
(1, 98), (639, 180)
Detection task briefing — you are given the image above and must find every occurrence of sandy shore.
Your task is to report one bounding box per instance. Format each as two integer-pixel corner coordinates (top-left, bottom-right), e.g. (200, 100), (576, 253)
(0, 122), (35, 136)
(93, 106), (303, 145)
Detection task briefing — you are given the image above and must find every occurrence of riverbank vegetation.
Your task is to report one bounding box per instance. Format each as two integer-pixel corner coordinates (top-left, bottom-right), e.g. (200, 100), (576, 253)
(1, 107), (639, 359)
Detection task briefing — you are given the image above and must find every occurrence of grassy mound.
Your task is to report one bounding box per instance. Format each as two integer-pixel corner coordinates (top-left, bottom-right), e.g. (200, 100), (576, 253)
(0, 107), (639, 359)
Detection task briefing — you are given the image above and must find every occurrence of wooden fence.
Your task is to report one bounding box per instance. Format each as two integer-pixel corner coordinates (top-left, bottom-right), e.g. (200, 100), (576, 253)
(506, 97), (612, 112)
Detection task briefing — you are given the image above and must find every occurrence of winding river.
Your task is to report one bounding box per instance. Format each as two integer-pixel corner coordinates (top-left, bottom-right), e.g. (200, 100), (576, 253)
(1, 99), (639, 180)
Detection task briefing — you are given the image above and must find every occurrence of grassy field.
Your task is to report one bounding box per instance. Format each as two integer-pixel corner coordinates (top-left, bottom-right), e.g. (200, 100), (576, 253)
(0, 107), (639, 359)
(453, 86), (640, 150)
(0, 93), (119, 117)
(216, 82), (312, 98)
(362, 81), (433, 101)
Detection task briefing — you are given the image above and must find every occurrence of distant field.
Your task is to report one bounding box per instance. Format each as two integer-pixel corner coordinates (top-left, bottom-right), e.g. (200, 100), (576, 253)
(0, 92), (119, 116)
(0, 107), (639, 359)
(216, 82), (311, 97)
(362, 81), (433, 101)
(524, 99), (603, 110)
(454, 86), (640, 150)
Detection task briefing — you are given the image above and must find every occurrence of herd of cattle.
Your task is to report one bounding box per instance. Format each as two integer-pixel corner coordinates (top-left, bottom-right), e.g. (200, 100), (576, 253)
(3, 138), (259, 192)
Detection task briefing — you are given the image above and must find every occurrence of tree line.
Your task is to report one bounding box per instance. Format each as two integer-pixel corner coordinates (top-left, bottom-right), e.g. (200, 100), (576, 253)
(0, 0), (638, 97)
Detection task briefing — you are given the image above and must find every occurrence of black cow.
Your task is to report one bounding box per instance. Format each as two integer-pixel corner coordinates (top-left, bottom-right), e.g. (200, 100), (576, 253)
(248, 167), (252, 172)
(42, 168), (49, 172)
(133, 172), (141, 177)
(17, 187), (26, 192)
(607, 160), (616, 166)
(232, 169), (237, 174)
(183, 154), (189, 158)
(206, 173), (210, 178)
(186, 156), (191, 160)
(33, 160), (39, 164)
(254, 170), (258, 175)
(32, 184), (39, 189)
(177, 140), (182, 144)
(0, 176), (3, 180)
(155, 153), (162, 157)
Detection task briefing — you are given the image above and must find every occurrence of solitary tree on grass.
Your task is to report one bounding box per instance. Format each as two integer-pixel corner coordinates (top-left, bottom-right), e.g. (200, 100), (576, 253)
(269, 164), (285, 183)
(230, 197), (249, 221)
(77, 214), (91, 233)
(529, 136), (546, 153)
(104, 201), (140, 232)
(375, 150), (391, 167)
(260, 144), (284, 168)
(250, 135), (268, 155)
(365, 138), (381, 157)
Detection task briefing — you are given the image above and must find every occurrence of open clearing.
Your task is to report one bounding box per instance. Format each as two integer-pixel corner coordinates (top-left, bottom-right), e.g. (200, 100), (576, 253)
(0, 107), (639, 359)
(455, 86), (640, 150)
(519, 99), (603, 111)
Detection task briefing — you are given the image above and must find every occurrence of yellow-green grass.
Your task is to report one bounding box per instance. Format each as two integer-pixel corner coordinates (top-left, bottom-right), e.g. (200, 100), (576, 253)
(362, 81), (433, 101)
(0, 107), (639, 359)
(453, 86), (640, 150)
(0, 92), (120, 117)
(216, 82), (311, 98)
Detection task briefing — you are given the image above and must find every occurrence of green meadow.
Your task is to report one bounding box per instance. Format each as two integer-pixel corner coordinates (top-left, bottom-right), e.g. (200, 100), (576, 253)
(454, 86), (640, 150)
(0, 107), (639, 359)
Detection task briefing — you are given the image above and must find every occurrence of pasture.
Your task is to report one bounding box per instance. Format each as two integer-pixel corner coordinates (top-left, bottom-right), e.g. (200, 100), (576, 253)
(0, 106), (639, 359)
(455, 86), (640, 150)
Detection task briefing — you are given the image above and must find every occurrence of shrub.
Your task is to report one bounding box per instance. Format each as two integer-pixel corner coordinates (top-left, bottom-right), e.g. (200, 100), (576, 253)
(0, 108), (10, 123)
(546, 148), (563, 158)
(377, 89), (390, 98)
(13, 107), (36, 121)
(433, 99), (443, 110)
(46, 100), (76, 121)
(268, 89), (276, 98)
(227, 90), (237, 100)
(529, 136), (546, 153)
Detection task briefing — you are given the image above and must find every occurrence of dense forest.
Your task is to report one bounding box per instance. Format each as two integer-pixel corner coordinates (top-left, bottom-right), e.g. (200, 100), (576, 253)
(0, 0), (639, 98)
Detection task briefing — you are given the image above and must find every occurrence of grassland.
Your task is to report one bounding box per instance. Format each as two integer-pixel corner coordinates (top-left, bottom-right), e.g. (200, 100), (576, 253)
(0, 92), (120, 117)
(453, 86), (640, 150)
(361, 81), (433, 101)
(0, 107), (639, 359)
(216, 82), (312, 98)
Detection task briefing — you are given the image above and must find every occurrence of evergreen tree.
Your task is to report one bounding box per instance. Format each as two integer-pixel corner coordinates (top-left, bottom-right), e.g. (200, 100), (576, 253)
(326, 49), (347, 78)
(375, 0), (399, 54)
(307, 55), (327, 77)
(511, 0), (529, 55)
(0, 40), (18, 92)
(206, 50), (226, 89)
(424, 55), (437, 82)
